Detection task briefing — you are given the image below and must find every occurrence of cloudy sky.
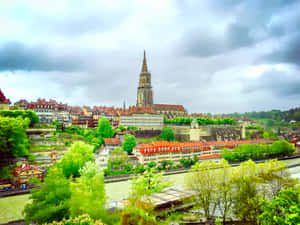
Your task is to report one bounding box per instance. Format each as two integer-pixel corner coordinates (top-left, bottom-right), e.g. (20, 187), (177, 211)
(0, 0), (300, 113)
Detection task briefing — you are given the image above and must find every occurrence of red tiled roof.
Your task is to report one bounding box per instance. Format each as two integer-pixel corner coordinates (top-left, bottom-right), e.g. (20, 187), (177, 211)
(118, 106), (157, 116)
(104, 137), (121, 146)
(0, 89), (11, 104)
(13, 163), (41, 176)
(136, 139), (274, 155)
(153, 104), (186, 111)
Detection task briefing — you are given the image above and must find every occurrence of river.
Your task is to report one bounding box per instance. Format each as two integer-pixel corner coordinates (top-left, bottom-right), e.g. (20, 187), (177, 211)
(1, 158), (299, 224)
(106, 157), (300, 202)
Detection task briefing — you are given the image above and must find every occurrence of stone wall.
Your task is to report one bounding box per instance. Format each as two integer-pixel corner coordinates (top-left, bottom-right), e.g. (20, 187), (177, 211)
(134, 129), (161, 138)
(165, 124), (245, 142)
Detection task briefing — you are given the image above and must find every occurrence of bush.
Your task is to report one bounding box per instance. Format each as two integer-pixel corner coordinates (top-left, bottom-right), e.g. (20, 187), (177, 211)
(45, 214), (105, 225)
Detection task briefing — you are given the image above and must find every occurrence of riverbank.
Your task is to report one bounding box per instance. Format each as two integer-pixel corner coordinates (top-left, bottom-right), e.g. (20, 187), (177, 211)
(1, 157), (300, 224)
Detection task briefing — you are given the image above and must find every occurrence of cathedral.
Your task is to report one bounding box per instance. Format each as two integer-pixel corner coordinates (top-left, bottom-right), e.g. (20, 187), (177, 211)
(136, 51), (153, 108)
(136, 51), (188, 118)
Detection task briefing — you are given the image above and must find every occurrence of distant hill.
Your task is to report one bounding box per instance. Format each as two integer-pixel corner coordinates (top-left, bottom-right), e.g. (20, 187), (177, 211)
(224, 107), (300, 122)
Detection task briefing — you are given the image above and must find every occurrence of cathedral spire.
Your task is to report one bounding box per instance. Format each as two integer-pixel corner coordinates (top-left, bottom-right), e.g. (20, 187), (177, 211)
(141, 50), (148, 72)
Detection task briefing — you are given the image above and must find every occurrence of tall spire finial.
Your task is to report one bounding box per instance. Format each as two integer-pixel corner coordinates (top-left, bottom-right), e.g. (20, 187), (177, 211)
(142, 50), (148, 72)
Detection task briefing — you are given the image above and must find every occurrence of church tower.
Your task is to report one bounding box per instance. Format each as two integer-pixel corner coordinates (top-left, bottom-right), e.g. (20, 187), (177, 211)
(137, 51), (153, 108)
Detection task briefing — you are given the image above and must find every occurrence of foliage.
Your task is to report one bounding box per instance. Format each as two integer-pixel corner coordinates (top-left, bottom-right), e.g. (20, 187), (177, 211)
(160, 127), (175, 141)
(28, 177), (41, 186)
(0, 110), (39, 127)
(44, 214), (105, 225)
(109, 148), (128, 170)
(180, 158), (193, 168)
(0, 116), (30, 159)
(130, 168), (171, 199)
(122, 134), (136, 155)
(221, 140), (295, 162)
(164, 117), (235, 125)
(119, 125), (125, 131)
(148, 161), (157, 168)
(97, 118), (114, 138)
(70, 162), (107, 221)
(23, 167), (71, 224)
(0, 166), (13, 179)
(259, 188), (300, 225)
(122, 168), (171, 225)
(186, 160), (219, 219)
(58, 141), (94, 178)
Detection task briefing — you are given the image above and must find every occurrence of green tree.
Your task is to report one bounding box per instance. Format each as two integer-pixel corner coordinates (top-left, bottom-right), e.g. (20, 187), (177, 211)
(119, 125), (125, 131)
(185, 161), (219, 219)
(148, 161), (157, 168)
(58, 141), (94, 177)
(24, 167), (71, 224)
(122, 134), (136, 155)
(109, 147), (128, 170)
(70, 162), (107, 221)
(0, 116), (30, 159)
(97, 118), (114, 138)
(259, 188), (300, 225)
(160, 127), (175, 141)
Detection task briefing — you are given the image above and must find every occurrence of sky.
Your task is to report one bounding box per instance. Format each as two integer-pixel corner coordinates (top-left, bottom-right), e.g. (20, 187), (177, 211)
(0, 0), (300, 114)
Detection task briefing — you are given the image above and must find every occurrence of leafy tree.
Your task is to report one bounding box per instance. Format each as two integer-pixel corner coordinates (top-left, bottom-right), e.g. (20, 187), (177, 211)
(122, 168), (171, 224)
(160, 127), (175, 141)
(148, 161), (157, 168)
(122, 134), (136, 155)
(97, 118), (114, 138)
(119, 125), (125, 131)
(160, 160), (168, 170)
(259, 188), (300, 225)
(134, 164), (146, 173)
(0, 110), (39, 127)
(185, 161), (219, 219)
(24, 167), (71, 224)
(0, 116), (30, 159)
(70, 162), (107, 221)
(215, 160), (234, 224)
(231, 160), (263, 224)
(58, 141), (94, 177)
(109, 147), (128, 170)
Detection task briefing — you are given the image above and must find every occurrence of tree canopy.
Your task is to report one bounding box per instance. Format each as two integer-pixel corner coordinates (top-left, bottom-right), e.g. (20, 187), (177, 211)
(122, 134), (136, 155)
(0, 116), (30, 159)
(0, 110), (39, 127)
(97, 118), (114, 138)
(58, 141), (94, 177)
(160, 127), (175, 141)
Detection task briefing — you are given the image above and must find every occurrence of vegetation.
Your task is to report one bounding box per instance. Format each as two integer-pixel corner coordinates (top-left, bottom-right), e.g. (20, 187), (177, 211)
(221, 140), (295, 162)
(185, 159), (297, 224)
(164, 117), (235, 125)
(122, 134), (136, 155)
(70, 162), (108, 222)
(0, 116), (30, 172)
(259, 187), (300, 225)
(97, 118), (114, 138)
(58, 141), (94, 178)
(24, 167), (71, 224)
(160, 127), (175, 141)
(45, 214), (105, 225)
(0, 110), (39, 127)
(121, 168), (171, 225)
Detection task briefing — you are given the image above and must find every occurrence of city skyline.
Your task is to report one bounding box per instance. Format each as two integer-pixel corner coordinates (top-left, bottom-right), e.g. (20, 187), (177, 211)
(0, 0), (300, 113)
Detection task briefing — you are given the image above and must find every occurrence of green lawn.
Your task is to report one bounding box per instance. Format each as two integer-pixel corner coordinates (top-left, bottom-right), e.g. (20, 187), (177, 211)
(0, 194), (30, 223)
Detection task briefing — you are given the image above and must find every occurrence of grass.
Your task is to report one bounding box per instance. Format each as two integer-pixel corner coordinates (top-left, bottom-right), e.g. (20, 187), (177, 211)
(0, 194), (30, 223)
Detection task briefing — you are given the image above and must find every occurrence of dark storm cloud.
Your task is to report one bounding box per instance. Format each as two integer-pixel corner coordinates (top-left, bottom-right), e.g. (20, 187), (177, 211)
(243, 69), (300, 97)
(0, 42), (80, 72)
(180, 0), (299, 58)
(263, 33), (300, 66)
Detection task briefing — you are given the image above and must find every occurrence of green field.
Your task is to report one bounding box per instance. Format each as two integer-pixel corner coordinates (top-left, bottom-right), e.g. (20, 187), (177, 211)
(0, 194), (30, 224)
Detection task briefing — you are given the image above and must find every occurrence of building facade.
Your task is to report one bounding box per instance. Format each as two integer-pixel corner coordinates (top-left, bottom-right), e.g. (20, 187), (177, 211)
(133, 139), (274, 166)
(137, 51), (153, 108)
(119, 106), (163, 130)
(153, 104), (188, 118)
(0, 89), (11, 110)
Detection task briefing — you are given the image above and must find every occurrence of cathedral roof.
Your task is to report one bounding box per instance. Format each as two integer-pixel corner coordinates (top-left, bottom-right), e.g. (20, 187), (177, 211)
(141, 50), (148, 73)
(153, 104), (186, 111)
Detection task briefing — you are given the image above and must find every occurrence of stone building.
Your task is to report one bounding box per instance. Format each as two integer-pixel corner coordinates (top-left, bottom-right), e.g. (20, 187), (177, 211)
(153, 104), (188, 118)
(137, 51), (153, 108)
